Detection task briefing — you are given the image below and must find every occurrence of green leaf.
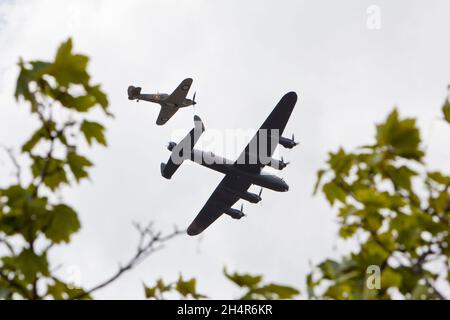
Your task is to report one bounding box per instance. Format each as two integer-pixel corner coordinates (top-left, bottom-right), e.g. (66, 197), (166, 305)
(411, 283), (433, 300)
(44, 204), (80, 243)
(364, 211), (383, 231)
(156, 278), (172, 292)
(390, 212), (422, 250)
(361, 239), (390, 265)
(86, 85), (109, 110)
(0, 186), (50, 239)
(144, 283), (157, 299)
(12, 249), (49, 281)
(80, 120), (107, 146)
(383, 165), (417, 192)
(443, 98), (450, 123)
(175, 276), (205, 299)
(313, 169), (325, 195)
(67, 151), (93, 182)
(427, 171), (450, 186)
(306, 273), (316, 299)
(339, 223), (359, 239)
(46, 279), (90, 300)
(376, 109), (423, 160)
(22, 129), (45, 152)
(1, 185), (30, 207)
(31, 156), (68, 190)
(21, 124), (55, 152)
(381, 267), (402, 289)
(328, 148), (354, 177)
(256, 284), (299, 299)
(224, 268), (262, 288)
(53, 90), (97, 112)
(143, 279), (176, 299)
(50, 38), (90, 87)
(15, 59), (50, 107)
(353, 188), (390, 208)
(29, 61), (52, 77)
(322, 181), (347, 205)
(318, 259), (341, 279)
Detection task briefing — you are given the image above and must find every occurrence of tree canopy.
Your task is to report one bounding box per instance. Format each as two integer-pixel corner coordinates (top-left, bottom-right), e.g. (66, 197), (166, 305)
(307, 102), (450, 299)
(1, 39), (448, 300)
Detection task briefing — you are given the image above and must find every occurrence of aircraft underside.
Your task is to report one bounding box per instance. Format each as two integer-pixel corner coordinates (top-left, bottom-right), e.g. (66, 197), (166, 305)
(159, 91), (298, 235)
(189, 149), (289, 192)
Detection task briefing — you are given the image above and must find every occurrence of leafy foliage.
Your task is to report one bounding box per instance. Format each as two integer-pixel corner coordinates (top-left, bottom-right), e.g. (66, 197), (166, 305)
(309, 103), (450, 300)
(443, 89), (450, 123)
(144, 276), (207, 300)
(0, 38), (110, 299)
(143, 269), (299, 300)
(223, 268), (299, 300)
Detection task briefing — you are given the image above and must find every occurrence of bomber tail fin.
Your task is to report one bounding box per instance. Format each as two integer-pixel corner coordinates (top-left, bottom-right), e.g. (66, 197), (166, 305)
(160, 116), (205, 179)
(127, 85), (142, 100)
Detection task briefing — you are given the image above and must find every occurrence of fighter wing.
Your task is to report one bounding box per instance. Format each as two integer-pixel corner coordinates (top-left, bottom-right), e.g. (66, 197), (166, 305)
(233, 92), (297, 174)
(166, 78), (193, 106)
(156, 106), (179, 126)
(187, 175), (251, 236)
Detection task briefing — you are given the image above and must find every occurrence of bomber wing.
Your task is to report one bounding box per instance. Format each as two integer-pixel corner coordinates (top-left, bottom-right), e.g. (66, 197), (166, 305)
(187, 175), (251, 236)
(233, 92), (297, 173)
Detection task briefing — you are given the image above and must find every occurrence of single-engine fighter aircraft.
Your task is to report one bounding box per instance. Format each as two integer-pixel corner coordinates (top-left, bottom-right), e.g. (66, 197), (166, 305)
(127, 78), (196, 125)
(160, 92), (299, 236)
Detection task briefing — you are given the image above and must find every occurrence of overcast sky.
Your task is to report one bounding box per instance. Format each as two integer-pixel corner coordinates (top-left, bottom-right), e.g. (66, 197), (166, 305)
(0, 0), (449, 299)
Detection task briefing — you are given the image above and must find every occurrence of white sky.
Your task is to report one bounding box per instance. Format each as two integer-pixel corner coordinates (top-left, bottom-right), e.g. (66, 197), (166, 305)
(0, 0), (449, 299)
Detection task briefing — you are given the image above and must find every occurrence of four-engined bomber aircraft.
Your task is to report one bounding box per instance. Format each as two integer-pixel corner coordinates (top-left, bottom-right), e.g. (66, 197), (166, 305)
(127, 78), (196, 125)
(160, 92), (299, 236)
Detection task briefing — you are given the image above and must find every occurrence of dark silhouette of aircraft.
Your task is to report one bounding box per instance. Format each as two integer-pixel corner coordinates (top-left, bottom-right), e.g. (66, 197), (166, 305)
(160, 92), (298, 236)
(127, 78), (196, 125)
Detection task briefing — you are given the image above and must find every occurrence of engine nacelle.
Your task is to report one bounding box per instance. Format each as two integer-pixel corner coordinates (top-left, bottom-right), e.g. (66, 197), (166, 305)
(224, 188), (261, 203)
(224, 208), (245, 220)
(279, 136), (298, 149)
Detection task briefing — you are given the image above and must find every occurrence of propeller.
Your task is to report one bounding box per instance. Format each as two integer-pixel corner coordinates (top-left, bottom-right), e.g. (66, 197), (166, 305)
(166, 141), (177, 151)
(240, 203), (246, 217)
(281, 156), (290, 168)
(257, 187), (263, 204)
(192, 92), (197, 105)
(292, 133), (299, 146)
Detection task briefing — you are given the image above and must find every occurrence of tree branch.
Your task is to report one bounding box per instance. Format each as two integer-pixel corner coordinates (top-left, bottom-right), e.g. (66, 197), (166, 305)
(412, 248), (446, 300)
(0, 236), (16, 256)
(71, 223), (185, 299)
(0, 146), (22, 183)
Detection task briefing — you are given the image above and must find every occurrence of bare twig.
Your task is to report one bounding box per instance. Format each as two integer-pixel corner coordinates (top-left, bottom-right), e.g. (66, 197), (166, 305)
(411, 249), (446, 300)
(0, 236), (16, 256)
(0, 146), (22, 183)
(71, 223), (185, 299)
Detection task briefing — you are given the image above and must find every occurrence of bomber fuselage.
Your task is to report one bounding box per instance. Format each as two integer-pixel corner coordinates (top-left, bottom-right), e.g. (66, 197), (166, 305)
(137, 93), (194, 108)
(188, 149), (289, 192)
